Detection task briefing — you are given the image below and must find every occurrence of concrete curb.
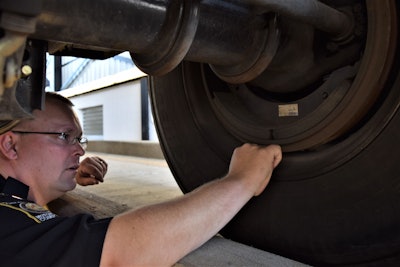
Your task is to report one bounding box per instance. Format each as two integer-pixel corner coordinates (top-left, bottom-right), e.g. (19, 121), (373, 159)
(87, 140), (164, 159)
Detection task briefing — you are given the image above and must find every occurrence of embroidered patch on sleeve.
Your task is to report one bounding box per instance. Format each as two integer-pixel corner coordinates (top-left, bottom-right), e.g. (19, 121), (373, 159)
(0, 201), (57, 223)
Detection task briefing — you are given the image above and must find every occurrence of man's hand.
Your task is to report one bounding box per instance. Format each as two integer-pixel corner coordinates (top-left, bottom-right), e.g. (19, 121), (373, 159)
(76, 156), (108, 186)
(228, 143), (282, 196)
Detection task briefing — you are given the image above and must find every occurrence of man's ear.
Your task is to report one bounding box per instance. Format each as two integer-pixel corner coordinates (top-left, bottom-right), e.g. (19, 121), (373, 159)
(0, 132), (18, 159)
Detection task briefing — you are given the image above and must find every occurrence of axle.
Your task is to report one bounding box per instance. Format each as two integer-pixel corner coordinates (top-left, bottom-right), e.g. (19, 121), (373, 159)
(30, 0), (354, 81)
(0, 0), (357, 120)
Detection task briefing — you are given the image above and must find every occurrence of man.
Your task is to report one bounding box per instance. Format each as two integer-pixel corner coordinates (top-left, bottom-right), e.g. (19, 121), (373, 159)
(0, 92), (282, 266)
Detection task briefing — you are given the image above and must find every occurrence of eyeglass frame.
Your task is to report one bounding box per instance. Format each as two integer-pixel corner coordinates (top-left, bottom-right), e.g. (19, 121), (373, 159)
(12, 131), (88, 149)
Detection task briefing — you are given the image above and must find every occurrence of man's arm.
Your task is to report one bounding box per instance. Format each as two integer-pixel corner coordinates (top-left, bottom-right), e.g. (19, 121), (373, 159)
(100, 143), (282, 266)
(76, 156), (108, 186)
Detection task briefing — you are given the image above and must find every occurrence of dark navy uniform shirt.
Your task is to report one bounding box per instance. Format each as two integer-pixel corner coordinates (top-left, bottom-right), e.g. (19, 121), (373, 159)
(0, 175), (112, 267)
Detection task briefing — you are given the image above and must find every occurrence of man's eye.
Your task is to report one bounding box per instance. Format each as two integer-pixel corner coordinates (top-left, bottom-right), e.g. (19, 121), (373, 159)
(58, 133), (69, 141)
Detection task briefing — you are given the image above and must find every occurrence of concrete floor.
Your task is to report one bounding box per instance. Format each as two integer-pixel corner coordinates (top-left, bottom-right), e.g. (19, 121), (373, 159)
(49, 153), (308, 266)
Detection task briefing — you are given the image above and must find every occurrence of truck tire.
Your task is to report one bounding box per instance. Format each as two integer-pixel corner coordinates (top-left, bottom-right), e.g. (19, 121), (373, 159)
(149, 1), (400, 265)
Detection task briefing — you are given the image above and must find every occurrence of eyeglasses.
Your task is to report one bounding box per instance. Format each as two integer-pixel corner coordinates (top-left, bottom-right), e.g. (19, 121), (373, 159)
(12, 131), (88, 149)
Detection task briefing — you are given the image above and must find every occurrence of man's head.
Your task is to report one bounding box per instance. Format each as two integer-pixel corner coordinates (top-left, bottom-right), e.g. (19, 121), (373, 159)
(0, 92), (86, 205)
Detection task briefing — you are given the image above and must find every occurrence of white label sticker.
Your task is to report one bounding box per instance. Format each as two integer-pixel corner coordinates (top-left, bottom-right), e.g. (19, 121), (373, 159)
(278, 104), (299, 117)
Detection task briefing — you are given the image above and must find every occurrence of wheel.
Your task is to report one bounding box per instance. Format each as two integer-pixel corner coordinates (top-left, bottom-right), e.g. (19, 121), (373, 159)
(150, 1), (400, 265)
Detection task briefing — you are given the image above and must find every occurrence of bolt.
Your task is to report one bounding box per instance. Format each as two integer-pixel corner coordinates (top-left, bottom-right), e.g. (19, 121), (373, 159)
(21, 65), (32, 77)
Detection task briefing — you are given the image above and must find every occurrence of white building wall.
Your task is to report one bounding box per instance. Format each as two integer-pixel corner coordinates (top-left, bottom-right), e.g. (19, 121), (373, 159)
(54, 67), (158, 142)
(68, 81), (142, 142)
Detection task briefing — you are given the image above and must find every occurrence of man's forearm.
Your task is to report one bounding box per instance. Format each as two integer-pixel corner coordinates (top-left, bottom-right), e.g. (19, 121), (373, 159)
(101, 175), (253, 266)
(100, 144), (282, 266)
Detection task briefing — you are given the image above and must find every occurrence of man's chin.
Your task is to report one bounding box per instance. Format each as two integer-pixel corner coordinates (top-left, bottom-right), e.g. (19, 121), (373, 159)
(62, 176), (77, 192)
(69, 180), (77, 191)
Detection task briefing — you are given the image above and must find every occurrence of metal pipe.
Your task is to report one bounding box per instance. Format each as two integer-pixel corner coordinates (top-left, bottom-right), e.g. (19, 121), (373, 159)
(33, 0), (272, 76)
(34, 0), (173, 53)
(32, 0), (261, 58)
(246, 0), (353, 41)
(30, 0), (354, 78)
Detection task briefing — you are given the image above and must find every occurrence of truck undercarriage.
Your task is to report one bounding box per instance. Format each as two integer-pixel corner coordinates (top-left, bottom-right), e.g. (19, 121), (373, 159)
(1, 0), (400, 265)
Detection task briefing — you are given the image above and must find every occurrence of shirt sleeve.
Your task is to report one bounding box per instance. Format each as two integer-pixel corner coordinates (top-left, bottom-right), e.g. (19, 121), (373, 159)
(0, 212), (112, 267)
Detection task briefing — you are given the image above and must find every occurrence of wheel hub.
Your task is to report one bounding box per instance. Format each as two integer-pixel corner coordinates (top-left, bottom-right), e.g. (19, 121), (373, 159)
(205, 0), (396, 152)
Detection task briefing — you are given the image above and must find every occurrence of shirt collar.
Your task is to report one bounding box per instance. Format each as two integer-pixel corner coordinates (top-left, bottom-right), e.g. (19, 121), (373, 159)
(0, 175), (29, 199)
